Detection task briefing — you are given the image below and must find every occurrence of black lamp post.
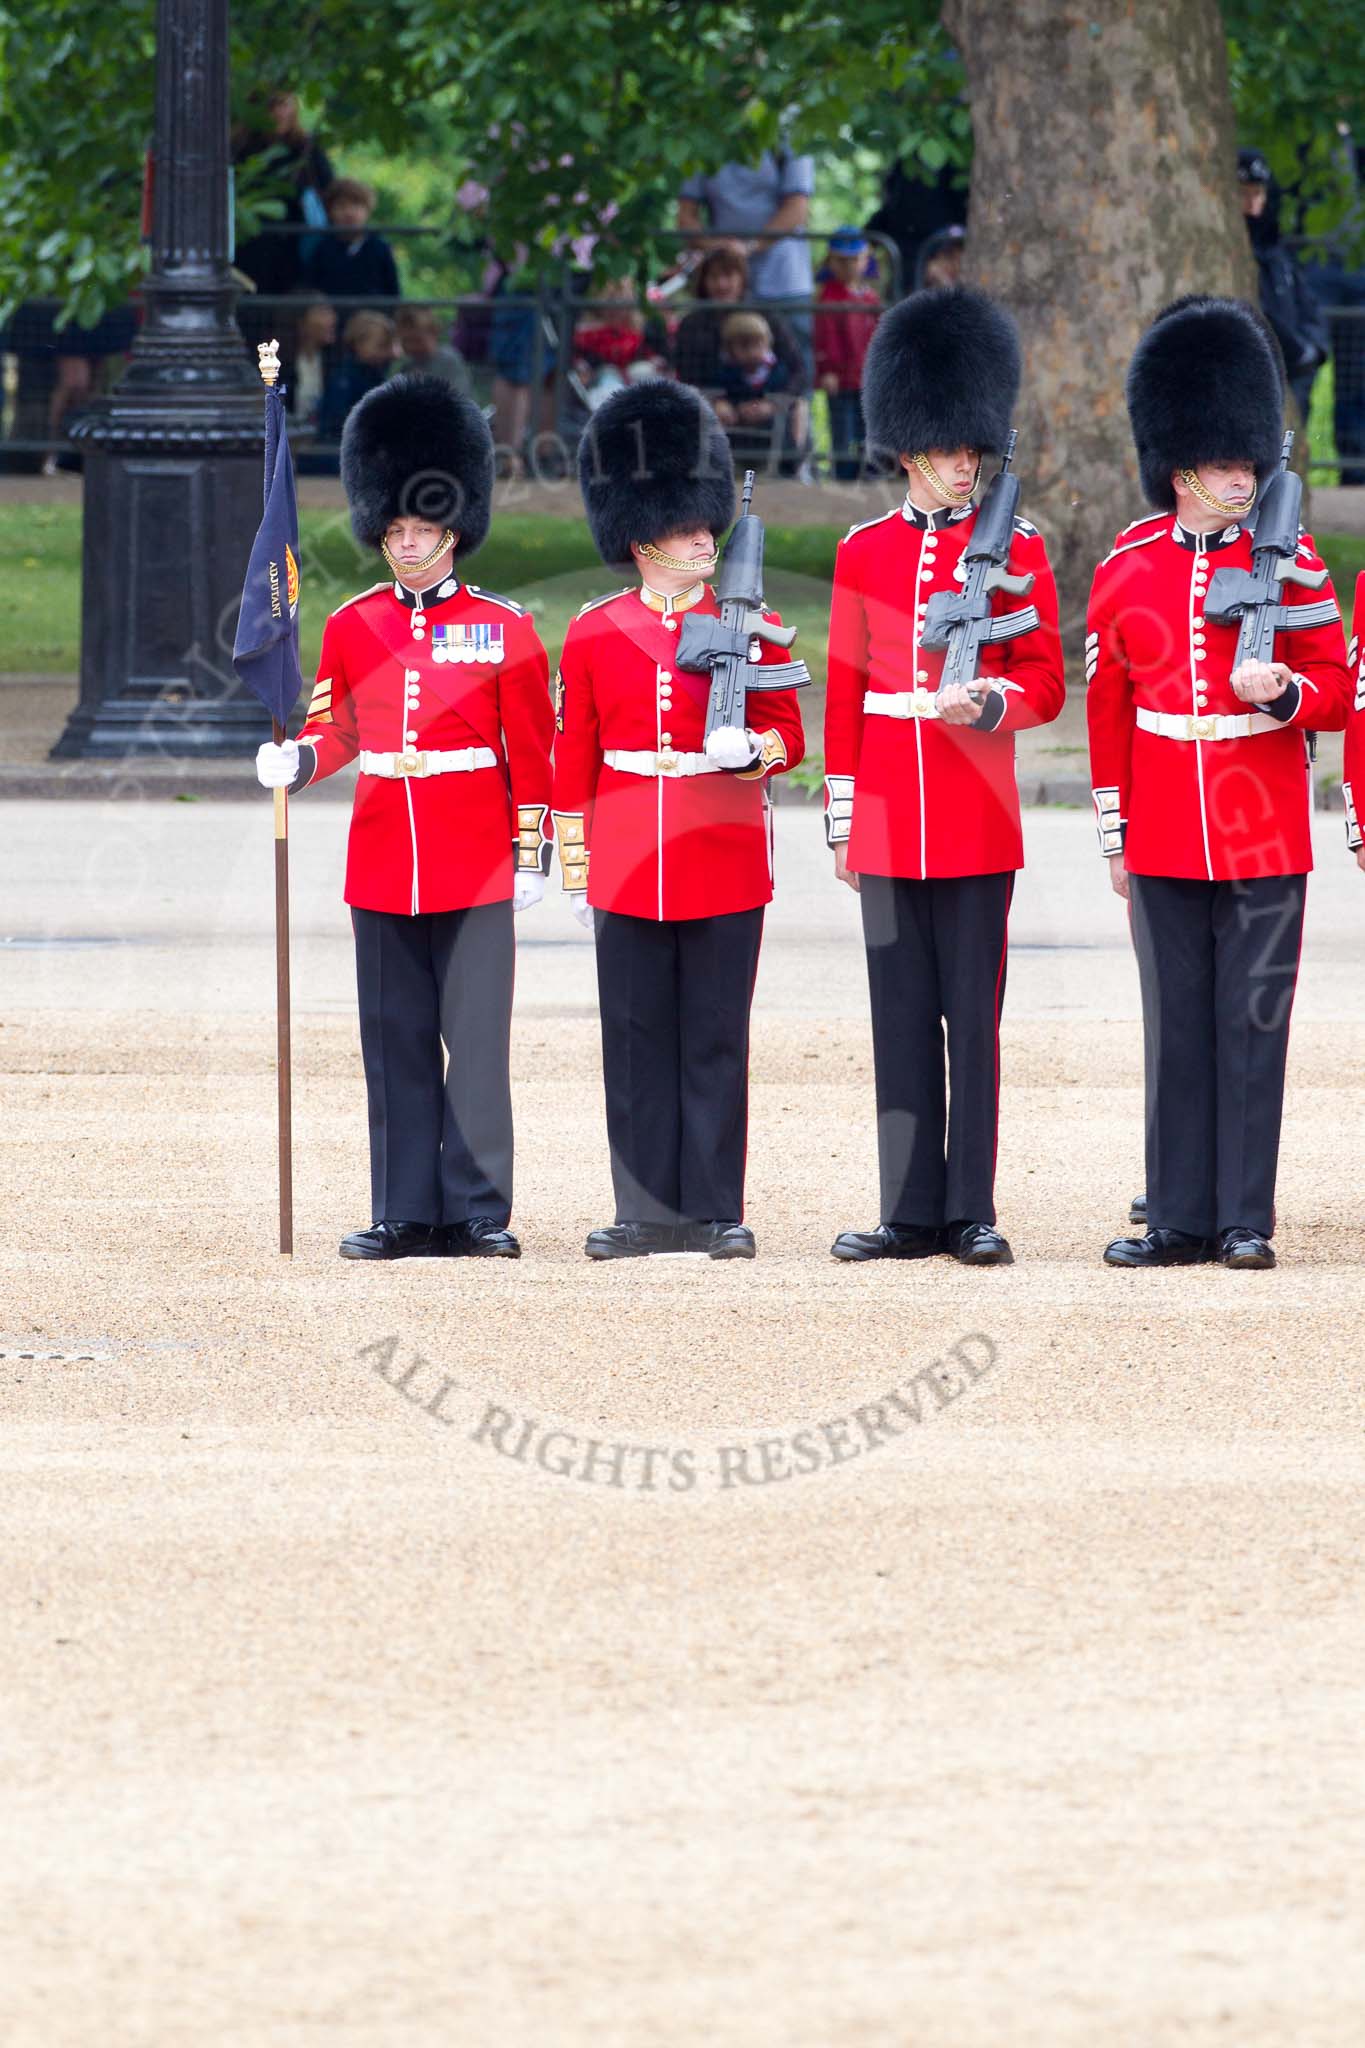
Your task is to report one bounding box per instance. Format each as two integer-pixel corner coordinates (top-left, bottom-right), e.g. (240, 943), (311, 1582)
(54, 0), (269, 758)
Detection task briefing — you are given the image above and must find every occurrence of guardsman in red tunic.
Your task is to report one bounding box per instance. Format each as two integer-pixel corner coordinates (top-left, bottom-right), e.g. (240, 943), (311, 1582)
(255, 375), (554, 1260)
(823, 288), (1064, 1265)
(552, 381), (806, 1260)
(1346, 574), (1365, 872)
(1089, 298), (1349, 1270)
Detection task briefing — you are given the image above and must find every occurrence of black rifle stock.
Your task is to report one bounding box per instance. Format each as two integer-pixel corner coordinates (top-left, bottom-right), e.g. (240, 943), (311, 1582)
(919, 431), (1040, 694)
(676, 470), (810, 741)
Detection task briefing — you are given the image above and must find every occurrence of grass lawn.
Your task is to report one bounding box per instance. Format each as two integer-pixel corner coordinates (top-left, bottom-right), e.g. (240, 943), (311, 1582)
(0, 504), (841, 687)
(3, 504), (1359, 686)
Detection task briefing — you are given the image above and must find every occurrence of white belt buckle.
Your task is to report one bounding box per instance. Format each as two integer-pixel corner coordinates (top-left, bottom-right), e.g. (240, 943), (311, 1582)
(656, 750), (680, 775)
(393, 750), (428, 777)
(1185, 715), (1216, 742)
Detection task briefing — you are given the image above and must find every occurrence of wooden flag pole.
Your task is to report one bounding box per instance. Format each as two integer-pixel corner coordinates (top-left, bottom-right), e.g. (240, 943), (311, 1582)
(258, 340), (294, 1256)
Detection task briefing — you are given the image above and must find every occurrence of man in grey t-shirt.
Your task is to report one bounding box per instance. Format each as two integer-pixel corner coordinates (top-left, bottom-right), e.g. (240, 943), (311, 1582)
(677, 152), (816, 305)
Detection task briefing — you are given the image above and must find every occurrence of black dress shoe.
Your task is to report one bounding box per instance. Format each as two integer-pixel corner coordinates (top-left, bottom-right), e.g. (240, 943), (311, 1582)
(1129, 1192), (1148, 1226)
(689, 1222), (756, 1260)
(338, 1220), (442, 1261)
(584, 1222), (682, 1260)
(445, 1217), (521, 1259)
(1103, 1228), (1216, 1268)
(830, 1223), (945, 1262)
(945, 1220), (1014, 1265)
(1218, 1227), (1276, 1270)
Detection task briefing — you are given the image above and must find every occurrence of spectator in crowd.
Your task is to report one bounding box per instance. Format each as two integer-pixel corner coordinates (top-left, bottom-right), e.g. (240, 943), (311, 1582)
(814, 227), (881, 479)
(489, 276), (560, 473)
(31, 301), (138, 475)
(394, 305), (472, 395)
(865, 157), (967, 298)
(284, 297), (337, 430)
(1239, 148), (1329, 422)
(316, 310), (397, 442)
(232, 90), (334, 299)
(302, 180), (400, 302)
(916, 222), (966, 289)
(711, 311), (807, 470)
(671, 244), (809, 397)
(572, 276), (667, 406)
(677, 147), (817, 377)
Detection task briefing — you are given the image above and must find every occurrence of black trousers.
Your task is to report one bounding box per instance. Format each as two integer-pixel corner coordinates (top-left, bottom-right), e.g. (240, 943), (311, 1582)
(859, 872), (1014, 1229)
(594, 906), (765, 1227)
(351, 902), (515, 1227)
(1129, 872), (1305, 1240)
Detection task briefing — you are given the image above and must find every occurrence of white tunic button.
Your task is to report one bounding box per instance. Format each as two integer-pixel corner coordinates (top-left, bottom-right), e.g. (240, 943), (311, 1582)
(659, 670), (672, 683)
(664, 619), (678, 632)
(405, 730), (418, 742)
(412, 628), (426, 640)
(920, 567), (934, 581)
(917, 670), (929, 683)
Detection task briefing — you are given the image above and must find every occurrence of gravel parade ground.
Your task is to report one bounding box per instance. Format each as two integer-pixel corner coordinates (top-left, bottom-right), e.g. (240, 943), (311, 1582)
(3, 798), (1363, 2046)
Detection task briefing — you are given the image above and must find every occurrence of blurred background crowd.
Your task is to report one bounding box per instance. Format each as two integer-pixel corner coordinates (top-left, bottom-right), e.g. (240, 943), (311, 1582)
(5, 87), (1365, 487)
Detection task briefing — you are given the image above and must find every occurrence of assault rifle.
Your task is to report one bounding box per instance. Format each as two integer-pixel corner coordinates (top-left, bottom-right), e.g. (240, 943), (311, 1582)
(1203, 431), (1339, 660)
(919, 431), (1040, 697)
(677, 470), (810, 741)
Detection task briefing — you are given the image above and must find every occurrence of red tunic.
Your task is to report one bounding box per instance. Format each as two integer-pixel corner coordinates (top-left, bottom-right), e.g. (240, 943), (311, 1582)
(1345, 573), (1364, 856)
(1086, 515), (1349, 881)
(551, 584), (806, 922)
(295, 576), (555, 915)
(823, 500), (1064, 878)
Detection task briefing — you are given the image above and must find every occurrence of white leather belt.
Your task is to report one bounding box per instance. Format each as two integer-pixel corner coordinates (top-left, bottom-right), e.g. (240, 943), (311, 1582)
(1135, 709), (1283, 743)
(358, 747), (498, 778)
(864, 688), (941, 721)
(604, 748), (721, 778)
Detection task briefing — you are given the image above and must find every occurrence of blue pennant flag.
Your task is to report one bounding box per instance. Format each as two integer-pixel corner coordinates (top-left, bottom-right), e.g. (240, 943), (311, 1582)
(233, 382), (303, 730)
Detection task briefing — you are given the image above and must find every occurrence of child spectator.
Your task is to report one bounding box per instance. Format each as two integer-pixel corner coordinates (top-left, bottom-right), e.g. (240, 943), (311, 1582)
(316, 310), (397, 442)
(916, 223), (965, 289)
(286, 296), (337, 429)
(814, 226), (881, 479)
(709, 310), (797, 469)
(572, 277), (667, 407)
(394, 305), (472, 396)
(303, 179), (400, 302)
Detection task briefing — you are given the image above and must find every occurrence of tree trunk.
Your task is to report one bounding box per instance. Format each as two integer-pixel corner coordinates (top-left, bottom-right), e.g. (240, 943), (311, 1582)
(941, 0), (1255, 641)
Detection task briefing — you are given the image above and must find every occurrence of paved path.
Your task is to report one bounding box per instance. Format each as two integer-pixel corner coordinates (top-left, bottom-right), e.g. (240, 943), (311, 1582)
(3, 803), (1364, 2046)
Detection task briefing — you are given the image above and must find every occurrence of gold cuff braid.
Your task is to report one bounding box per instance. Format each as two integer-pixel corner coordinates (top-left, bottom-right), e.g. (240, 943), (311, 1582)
(734, 728), (787, 780)
(516, 803), (552, 874)
(552, 810), (589, 892)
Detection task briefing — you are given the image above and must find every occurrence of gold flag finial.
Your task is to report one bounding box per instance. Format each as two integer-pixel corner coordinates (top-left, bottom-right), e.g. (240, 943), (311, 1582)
(257, 338), (281, 388)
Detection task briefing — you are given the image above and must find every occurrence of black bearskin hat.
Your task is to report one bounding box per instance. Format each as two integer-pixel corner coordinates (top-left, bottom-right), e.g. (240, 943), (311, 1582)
(340, 373), (494, 557)
(578, 380), (735, 569)
(861, 286), (1021, 460)
(1126, 297), (1284, 510)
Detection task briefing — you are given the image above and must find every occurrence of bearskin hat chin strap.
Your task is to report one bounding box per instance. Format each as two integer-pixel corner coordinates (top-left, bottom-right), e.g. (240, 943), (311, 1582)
(910, 451), (980, 507)
(1177, 469), (1255, 518)
(381, 529), (456, 578)
(637, 539), (719, 575)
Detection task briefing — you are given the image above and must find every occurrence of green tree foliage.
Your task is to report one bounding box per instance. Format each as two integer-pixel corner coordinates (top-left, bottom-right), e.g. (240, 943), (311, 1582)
(1, 0), (1359, 325)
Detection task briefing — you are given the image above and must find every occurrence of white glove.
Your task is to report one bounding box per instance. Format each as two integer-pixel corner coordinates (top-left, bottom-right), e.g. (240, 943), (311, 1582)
(512, 873), (545, 913)
(704, 725), (759, 770)
(569, 895), (595, 932)
(256, 739), (300, 789)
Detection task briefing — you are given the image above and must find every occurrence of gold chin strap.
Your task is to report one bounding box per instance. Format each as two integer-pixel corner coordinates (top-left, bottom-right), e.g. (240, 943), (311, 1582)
(381, 529), (456, 578)
(637, 539), (719, 575)
(911, 451), (979, 507)
(1178, 470), (1254, 518)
